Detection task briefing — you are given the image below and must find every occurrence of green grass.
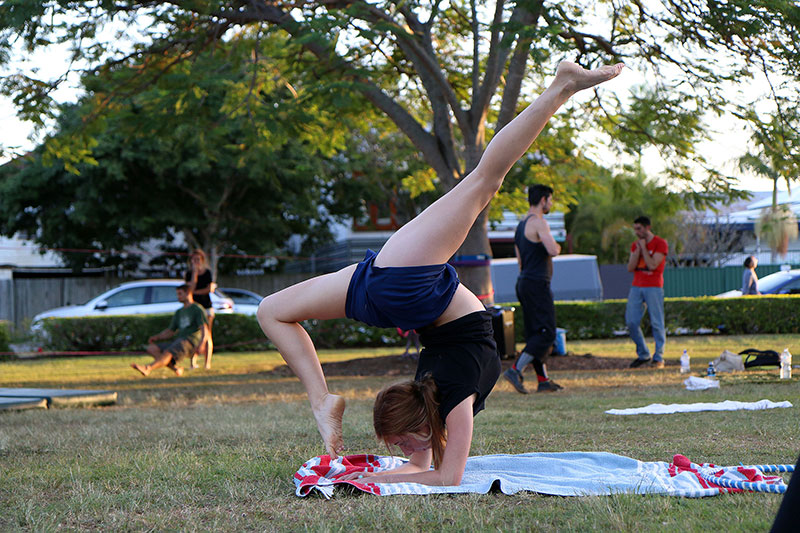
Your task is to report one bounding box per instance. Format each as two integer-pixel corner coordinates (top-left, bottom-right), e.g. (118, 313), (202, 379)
(1, 335), (798, 532)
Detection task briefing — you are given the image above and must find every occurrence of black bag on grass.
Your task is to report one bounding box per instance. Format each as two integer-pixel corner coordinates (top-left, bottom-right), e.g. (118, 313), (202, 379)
(739, 348), (781, 368)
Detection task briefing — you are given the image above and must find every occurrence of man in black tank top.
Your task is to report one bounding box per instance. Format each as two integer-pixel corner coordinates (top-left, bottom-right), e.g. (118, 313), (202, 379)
(503, 184), (564, 393)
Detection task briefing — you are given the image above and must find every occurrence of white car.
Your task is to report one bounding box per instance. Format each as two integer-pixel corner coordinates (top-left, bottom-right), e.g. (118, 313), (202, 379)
(32, 279), (235, 326)
(715, 269), (800, 298)
(218, 287), (263, 316)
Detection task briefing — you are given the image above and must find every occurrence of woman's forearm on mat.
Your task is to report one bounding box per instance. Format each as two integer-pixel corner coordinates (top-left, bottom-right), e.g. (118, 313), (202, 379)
(367, 468), (463, 486)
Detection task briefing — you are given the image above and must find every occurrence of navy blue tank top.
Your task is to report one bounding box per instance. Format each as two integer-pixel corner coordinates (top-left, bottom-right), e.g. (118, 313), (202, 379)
(515, 216), (552, 281)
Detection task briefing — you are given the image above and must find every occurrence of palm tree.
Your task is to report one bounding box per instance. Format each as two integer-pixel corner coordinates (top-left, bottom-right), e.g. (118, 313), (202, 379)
(738, 113), (800, 259)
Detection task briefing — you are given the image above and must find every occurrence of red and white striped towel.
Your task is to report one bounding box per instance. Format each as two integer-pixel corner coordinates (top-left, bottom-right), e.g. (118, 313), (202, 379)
(294, 452), (790, 498)
(294, 454), (401, 497)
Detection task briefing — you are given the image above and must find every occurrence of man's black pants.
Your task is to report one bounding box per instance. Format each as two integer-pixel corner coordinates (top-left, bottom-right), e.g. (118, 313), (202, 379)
(515, 277), (556, 360)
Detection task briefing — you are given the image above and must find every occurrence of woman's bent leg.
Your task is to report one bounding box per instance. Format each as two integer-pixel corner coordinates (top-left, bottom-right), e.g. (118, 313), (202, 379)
(376, 61), (624, 268)
(257, 264), (357, 457)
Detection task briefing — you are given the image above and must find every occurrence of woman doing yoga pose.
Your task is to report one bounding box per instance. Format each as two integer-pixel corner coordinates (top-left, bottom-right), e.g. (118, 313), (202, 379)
(257, 61), (624, 486)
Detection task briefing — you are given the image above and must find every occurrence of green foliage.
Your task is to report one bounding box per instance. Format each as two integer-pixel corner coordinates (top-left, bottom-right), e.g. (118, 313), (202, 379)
(38, 313), (403, 352)
(491, 114), (612, 222)
(508, 295), (800, 341)
(2, 0), (782, 241)
(40, 314), (171, 352)
(331, 119), (441, 228)
(736, 107), (800, 256)
(565, 166), (685, 263)
(0, 320), (11, 357)
(0, 34), (373, 274)
(545, 300), (630, 340)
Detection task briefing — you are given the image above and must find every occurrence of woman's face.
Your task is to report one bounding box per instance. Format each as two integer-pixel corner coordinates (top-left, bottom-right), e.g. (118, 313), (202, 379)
(191, 254), (203, 267)
(751, 257), (758, 268)
(387, 434), (431, 456)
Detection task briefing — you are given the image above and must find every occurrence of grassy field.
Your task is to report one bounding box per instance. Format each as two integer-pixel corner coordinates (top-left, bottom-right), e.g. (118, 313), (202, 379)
(1, 335), (798, 532)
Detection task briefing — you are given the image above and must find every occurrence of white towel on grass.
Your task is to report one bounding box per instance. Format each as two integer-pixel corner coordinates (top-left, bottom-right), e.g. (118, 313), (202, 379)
(605, 399), (792, 416)
(684, 376), (721, 390)
(294, 452), (788, 499)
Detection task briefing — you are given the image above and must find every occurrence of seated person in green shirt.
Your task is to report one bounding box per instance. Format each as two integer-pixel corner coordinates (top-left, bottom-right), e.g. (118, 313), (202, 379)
(131, 284), (208, 377)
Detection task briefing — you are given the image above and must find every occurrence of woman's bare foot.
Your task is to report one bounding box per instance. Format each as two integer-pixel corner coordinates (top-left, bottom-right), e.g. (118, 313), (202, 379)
(312, 393), (346, 458)
(131, 363), (150, 376)
(555, 61), (625, 94)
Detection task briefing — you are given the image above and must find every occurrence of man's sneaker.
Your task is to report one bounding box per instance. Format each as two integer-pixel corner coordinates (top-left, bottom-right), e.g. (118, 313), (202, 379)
(629, 357), (651, 368)
(503, 368), (528, 394)
(537, 380), (564, 392)
(651, 359), (665, 369)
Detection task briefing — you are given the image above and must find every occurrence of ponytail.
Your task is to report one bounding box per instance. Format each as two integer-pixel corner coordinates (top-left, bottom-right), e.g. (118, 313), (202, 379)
(373, 375), (447, 468)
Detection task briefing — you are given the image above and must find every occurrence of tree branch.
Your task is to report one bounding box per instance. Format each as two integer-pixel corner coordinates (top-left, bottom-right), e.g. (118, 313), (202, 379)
(494, 4), (543, 131)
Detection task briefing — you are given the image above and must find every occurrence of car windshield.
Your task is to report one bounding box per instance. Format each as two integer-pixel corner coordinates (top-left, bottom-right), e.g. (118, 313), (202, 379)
(757, 271), (795, 293)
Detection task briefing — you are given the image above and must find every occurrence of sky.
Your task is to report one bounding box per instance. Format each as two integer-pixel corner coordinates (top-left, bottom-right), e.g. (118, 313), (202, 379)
(0, 28), (782, 195)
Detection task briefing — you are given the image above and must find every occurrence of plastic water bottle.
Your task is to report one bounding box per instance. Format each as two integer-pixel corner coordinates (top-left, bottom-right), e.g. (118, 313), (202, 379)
(707, 361), (716, 377)
(780, 349), (792, 379)
(680, 350), (690, 374)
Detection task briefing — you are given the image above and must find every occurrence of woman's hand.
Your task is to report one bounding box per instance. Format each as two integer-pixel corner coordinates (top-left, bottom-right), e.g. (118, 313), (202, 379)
(337, 470), (378, 481)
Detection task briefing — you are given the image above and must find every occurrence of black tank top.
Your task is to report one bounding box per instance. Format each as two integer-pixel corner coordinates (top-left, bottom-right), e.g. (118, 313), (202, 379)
(515, 215), (553, 281)
(185, 268), (213, 309)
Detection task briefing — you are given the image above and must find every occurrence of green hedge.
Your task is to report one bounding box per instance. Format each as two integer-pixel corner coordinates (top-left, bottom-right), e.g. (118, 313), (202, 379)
(0, 320), (11, 355)
(504, 295), (800, 341)
(38, 313), (404, 352)
(33, 295), (800, 353)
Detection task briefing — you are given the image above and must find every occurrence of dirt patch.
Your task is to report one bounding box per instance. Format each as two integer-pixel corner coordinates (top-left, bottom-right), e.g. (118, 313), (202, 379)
(262, 352), (674, 377)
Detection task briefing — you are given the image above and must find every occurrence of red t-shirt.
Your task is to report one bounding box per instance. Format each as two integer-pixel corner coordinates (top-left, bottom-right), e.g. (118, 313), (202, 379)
(631, 235), (668, 287)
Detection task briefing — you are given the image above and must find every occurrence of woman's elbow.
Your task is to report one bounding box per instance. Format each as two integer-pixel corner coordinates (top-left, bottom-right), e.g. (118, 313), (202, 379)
(439, 468), (465, 486)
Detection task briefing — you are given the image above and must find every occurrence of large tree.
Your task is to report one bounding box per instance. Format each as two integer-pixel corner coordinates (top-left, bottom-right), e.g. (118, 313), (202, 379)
(0, 34), (372, 274)
(2, 1), (798, 297)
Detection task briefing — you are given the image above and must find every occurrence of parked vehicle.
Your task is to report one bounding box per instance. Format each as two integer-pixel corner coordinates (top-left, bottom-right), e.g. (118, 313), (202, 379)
(490, 254), (604, 303)
(715, 269), (800, 298)
(32, 279), (235, 327)
(217, 287), (263, 316)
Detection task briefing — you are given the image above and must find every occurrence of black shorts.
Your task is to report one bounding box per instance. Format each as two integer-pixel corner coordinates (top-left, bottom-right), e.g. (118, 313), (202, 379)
(345, 249), (459, 331)
(157, 339), (195, 363)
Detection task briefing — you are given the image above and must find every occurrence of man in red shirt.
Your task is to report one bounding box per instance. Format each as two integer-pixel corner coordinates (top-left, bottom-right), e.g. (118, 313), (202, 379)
(626, 216), (668, 369)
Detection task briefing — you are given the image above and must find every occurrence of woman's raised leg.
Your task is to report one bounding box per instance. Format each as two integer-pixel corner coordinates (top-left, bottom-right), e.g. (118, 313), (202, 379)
(257, 264), (357, 457)
(375, 61), (624, 268)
